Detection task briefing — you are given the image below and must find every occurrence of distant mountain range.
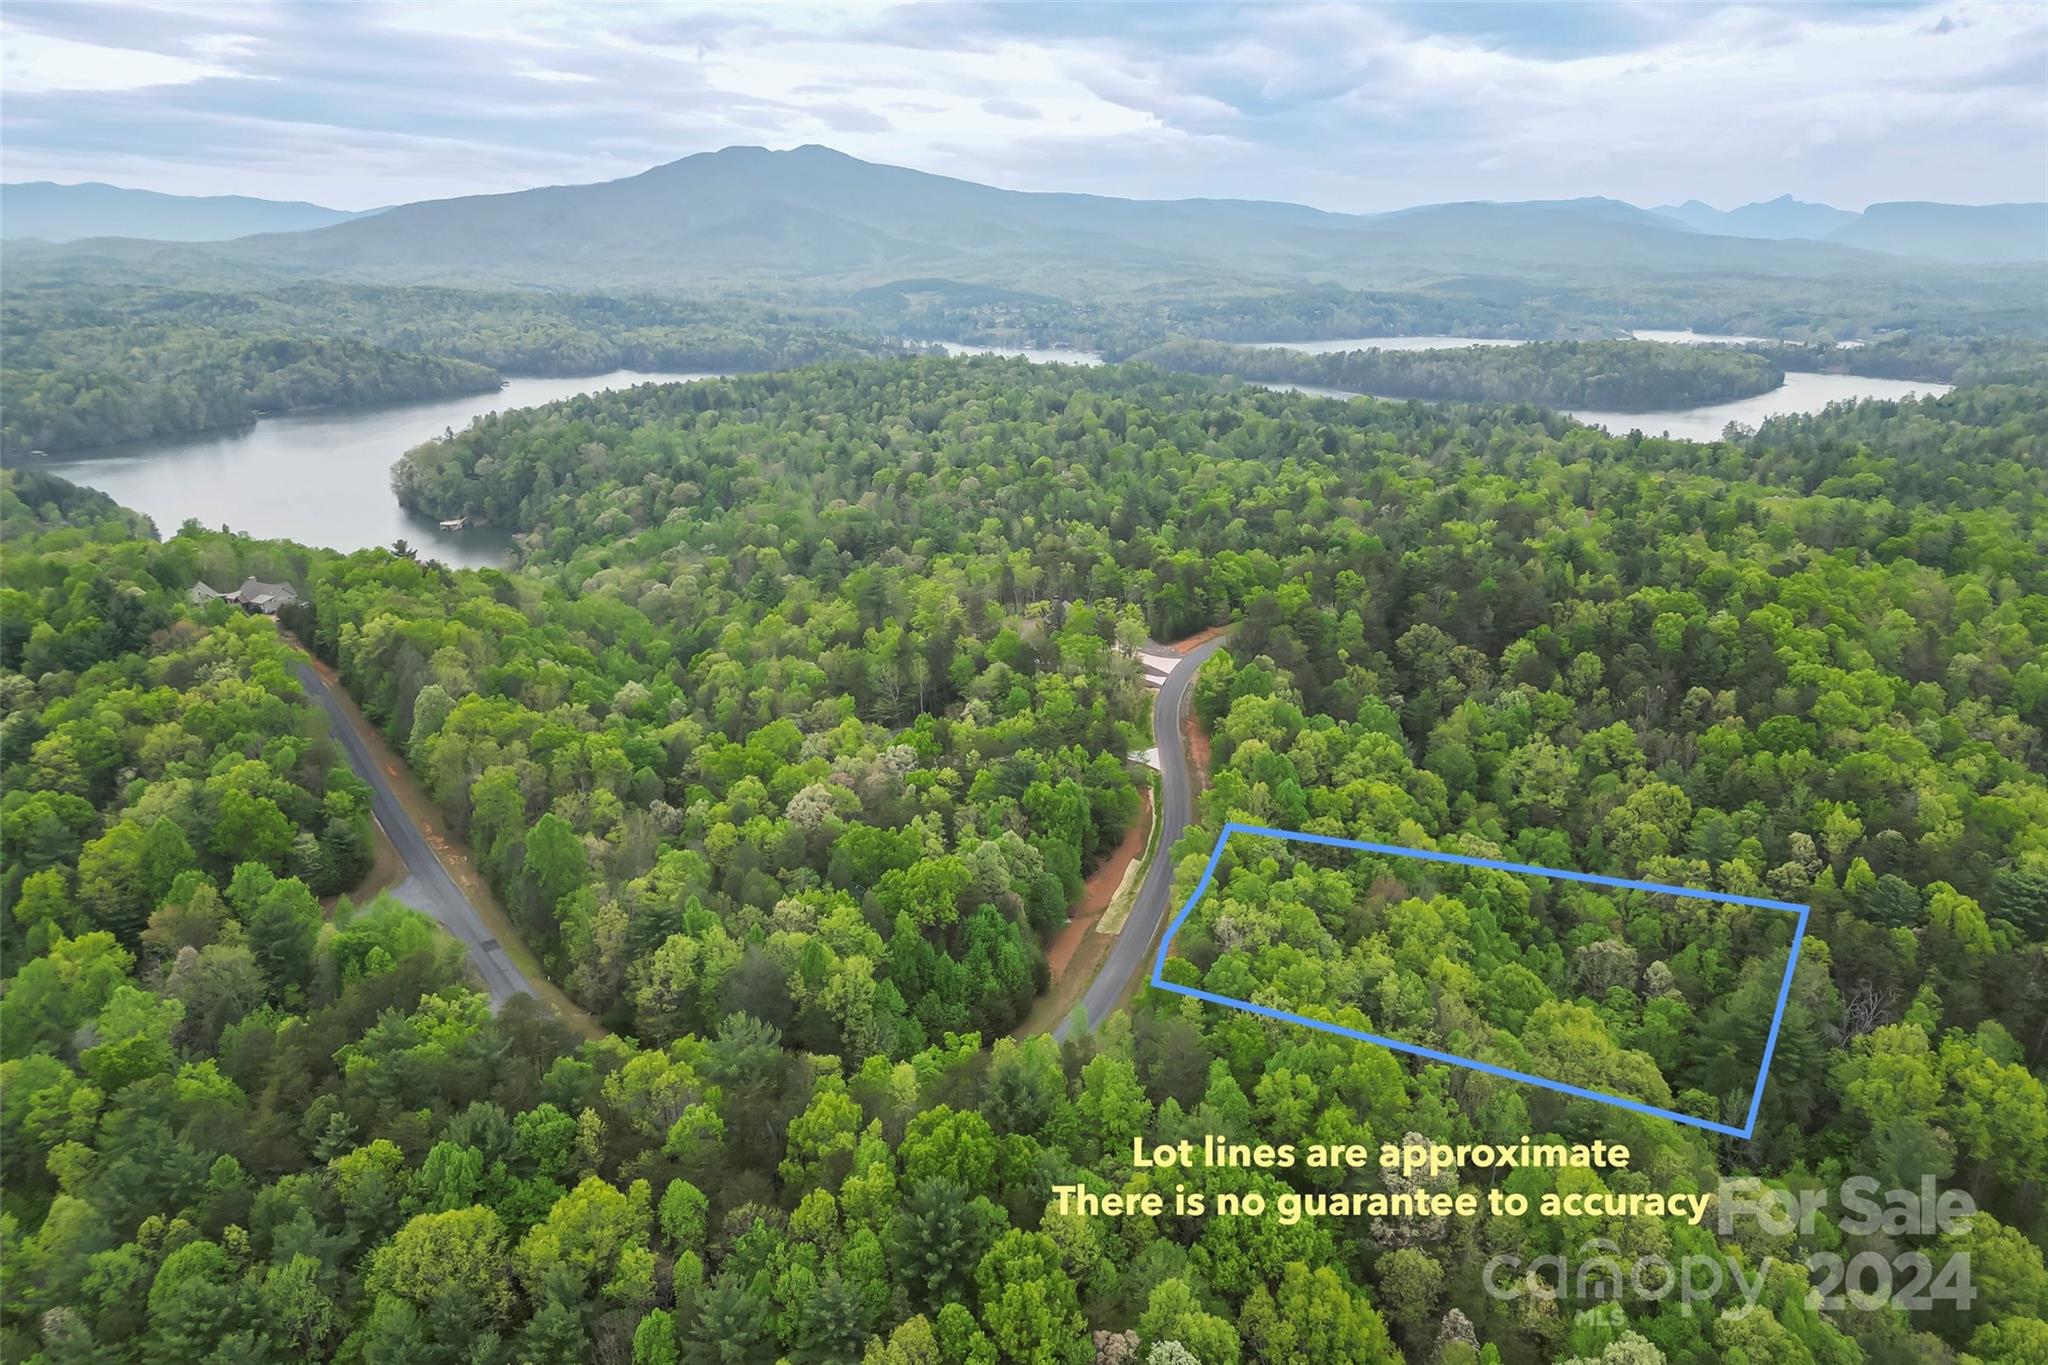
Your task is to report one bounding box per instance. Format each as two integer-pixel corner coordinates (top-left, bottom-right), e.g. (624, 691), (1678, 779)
(1, 181), (377, 243)
(1828, 202), (2048, 264)
(1651, 193), (2046, 264)
(3, 148), (2041, 295)
(1651, 195), (1859, 241)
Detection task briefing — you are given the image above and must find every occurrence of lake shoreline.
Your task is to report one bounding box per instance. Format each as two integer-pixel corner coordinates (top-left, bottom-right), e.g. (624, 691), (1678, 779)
(37, 350), (1962, 564)
(10, 378), (506, 464)
(18, 356), (835, 462)
(39, 368), (728, 566)
(1250, 372), (1954, 443)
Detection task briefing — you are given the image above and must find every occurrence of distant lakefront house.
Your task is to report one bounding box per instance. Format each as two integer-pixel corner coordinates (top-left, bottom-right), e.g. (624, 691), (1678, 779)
(190, 576), (302, 615)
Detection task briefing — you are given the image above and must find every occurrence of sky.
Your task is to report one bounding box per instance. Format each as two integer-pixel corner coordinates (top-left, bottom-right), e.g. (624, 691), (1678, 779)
(2, 1), (2044, 214)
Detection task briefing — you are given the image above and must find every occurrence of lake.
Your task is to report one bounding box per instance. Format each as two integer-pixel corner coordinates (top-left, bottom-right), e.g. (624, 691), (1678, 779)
(42, 359), (1951, 555)
(1256, 370), (1952, 441)
(39, 370), (720, 566)
(1627, 328), (1768, 346)
(1560, 371), (1952, 441)
(1269, 382), (1372, 401)
(917, 340), (1105, 365)
(1245, 335), (1528, 354)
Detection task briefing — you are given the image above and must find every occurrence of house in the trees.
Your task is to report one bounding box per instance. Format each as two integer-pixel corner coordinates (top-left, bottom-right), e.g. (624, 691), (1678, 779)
(190, 576), (302, 615)
(234, 578), (301, 613)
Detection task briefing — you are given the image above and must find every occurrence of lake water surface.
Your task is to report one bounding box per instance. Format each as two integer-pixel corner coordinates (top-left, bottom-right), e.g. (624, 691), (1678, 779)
(918, 340), (1105, 365)
(1260, 370), (1951, 441)
(1245, 335), (1528, 353)
(1560, 371), (1951, 441)
(1627, 328), (1769, 346)
(40, 370), (719, 566)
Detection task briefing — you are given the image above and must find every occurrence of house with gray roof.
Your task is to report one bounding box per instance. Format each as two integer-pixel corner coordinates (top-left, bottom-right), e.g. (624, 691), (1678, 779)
(189, 577), (302, 615)
(233, 578), (301, 613)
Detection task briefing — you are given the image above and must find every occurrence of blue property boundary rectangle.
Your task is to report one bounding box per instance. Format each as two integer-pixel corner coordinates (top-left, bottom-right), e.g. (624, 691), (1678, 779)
(1150, 822), (1811, 1139)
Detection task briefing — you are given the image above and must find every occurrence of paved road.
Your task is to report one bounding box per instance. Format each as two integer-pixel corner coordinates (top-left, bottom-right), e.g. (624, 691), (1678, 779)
(1055, 633), (1230, 1040)
(294, 661), (536, 1008)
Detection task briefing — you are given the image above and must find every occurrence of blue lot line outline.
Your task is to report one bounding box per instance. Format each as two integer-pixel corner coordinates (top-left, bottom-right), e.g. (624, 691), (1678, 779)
(1149, 821), (1811, 1139)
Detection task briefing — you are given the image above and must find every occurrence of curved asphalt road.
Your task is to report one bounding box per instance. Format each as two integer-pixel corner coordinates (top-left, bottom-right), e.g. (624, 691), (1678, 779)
(1055, 633), (1230, 1040)
(294, 661), (536, 1008)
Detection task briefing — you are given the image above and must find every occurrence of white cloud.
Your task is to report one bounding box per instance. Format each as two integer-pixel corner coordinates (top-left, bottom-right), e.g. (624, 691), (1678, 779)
(2, 28), (239, 95)
(0, 1), (2040, 212)
(1302, 2), (2048, 207)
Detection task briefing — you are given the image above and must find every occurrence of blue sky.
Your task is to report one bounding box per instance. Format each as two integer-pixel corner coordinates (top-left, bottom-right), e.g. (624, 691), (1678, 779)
(2, 2), (2042, 212)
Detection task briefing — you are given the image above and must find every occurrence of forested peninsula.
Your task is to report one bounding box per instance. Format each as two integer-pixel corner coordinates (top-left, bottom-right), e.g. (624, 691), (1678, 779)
(0, 285), (892, 454)
(0, 332), (498, 454)
(1132, 338), (1785, 410)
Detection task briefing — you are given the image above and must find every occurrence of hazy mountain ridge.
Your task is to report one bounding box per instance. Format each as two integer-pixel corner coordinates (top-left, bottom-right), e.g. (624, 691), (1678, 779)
(1652, 194), (1860, 240)
(0, 181), (376, 243)
(5, 147), (2042, 295)
(1828, 201), (2048, 265)
(1653, 192), (2045, 262)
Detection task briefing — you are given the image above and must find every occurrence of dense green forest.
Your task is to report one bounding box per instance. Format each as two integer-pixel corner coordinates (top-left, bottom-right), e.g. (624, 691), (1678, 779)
(1127, 340), (1784, 410)
(3, 357), (2046, 1364)
(850, 282), (1596, 361)
(0, 328), (498, 455)
(850, 274), (2048, 366)
(0, 284), (892, 454)
(1742, 337), (2048, 388)
(13, 268), (2044, 457)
